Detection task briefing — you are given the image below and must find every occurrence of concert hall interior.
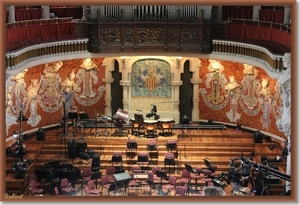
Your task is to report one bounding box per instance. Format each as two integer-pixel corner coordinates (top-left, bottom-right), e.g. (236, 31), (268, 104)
(4, 3), (293, 200)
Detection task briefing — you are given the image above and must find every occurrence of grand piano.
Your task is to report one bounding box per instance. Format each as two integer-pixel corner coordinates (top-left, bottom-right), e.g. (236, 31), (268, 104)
(36, 161), (81, 195)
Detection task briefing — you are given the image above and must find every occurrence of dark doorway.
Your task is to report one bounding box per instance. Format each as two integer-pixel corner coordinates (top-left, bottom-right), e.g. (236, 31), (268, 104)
(111, 60), (123, 116)
(179, 60), (193, 122)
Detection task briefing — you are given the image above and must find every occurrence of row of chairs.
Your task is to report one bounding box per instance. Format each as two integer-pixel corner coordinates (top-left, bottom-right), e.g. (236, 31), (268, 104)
(28, 173), (76, 196)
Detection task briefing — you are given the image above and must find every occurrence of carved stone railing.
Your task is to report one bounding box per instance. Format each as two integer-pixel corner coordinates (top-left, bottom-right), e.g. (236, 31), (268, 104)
(212, 39), (284, 72)
(6, 38), (89, 70)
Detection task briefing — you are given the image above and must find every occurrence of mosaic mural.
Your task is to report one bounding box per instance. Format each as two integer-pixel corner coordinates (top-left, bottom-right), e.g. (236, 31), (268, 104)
(131, 59), (171, 98)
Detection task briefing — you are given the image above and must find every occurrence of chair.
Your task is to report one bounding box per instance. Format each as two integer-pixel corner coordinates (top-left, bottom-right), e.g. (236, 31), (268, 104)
(137, 152), (149, 168)
(151, 166), (161, 181)
(129, 166), (141, 188)
(60, 178), (75, 195)
(191, 167), (203, 190)
(175, 185), (186, 196)
(177, 169), (190, 185)
(147, 139), (157, 150)
(111, 151), (123, 167)
(105, 166), (116, 181)
(209, 164), (218, 176)
(202, 170), (213, 186)
(85, 180), (102, 196)
(162, 176), (177, 194)
(82, 167), (92, 183)
(141, 171), (154, 195)
(164, 152), (175, 176)
(29, 173), (42, 188)
(166, 139), (177, 151)
(130, 166), (142, 176)
(29, 180), (44, 196)
(101, 175), (113, 195)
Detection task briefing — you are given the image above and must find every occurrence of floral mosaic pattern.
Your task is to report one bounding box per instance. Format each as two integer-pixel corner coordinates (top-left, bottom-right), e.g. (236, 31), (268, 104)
(131, 59), (171, 98)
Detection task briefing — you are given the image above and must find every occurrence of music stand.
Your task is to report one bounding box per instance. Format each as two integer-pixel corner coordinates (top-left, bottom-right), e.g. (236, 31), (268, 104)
(134, 114), (144, 135)
(166, 141), (177, 151)
(68, 112), (78, 136)
(127, 141), (137, 149)
(91, 171), (102, 189)
(156, 171), (168, 189)
(178, 116), (192, 141)
(184, 163), (197, 195)
(164, 154), (176, 176)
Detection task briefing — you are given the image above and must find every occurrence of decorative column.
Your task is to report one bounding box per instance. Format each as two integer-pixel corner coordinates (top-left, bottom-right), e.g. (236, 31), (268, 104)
(120, 81), (131, 111)
(102, 78), (114, 116)
(252, 6), (260, 21)
(7, 6), (15, 23)
(119, 57), (131, 112)
(283, 6), (291, 25)
(82, 6), (87, 20)
(190, 79), (202, 121)
(42, 5), (50, 19)
(171, 81), (182, 124)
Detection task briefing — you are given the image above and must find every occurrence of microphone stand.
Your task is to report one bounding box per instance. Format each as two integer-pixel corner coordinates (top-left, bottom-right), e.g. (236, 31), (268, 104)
(58, 101), (68, 159)
(17, 109), (27, 162)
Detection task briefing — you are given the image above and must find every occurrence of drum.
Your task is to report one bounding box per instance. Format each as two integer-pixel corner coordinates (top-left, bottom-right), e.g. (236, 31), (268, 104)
(144, 120), (158, 131)
(158, 118), (175, 136)
(115, 108), (130, 123)
(130, 118), (140, 128)
(144, 120), (158, 138)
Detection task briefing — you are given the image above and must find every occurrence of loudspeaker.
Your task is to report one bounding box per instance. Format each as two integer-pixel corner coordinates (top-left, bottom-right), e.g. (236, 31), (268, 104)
(208, 119), (213, 124)
(253, 130), (263, 143)
(92, 154), (100, 172)
(36, 128), (45, 141)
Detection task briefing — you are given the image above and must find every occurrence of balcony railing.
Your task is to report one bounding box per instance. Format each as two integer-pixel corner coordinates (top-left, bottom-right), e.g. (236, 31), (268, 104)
(212, 39), (284, 72)
(6, 38), (89, 70)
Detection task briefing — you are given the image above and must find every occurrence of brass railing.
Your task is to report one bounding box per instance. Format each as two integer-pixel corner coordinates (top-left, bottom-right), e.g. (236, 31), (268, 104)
(6, 39), (89, 70)
(212, 39), (284, 71)
(227, 18), (291, 33)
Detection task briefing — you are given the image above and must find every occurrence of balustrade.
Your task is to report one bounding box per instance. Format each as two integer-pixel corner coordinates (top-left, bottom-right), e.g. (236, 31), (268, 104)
(212, 39), (284, 72)
(6, 39), (88, 70)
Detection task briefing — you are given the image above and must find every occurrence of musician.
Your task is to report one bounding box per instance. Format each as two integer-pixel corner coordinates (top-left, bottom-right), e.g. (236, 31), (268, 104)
(227, 162), (242, 194)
